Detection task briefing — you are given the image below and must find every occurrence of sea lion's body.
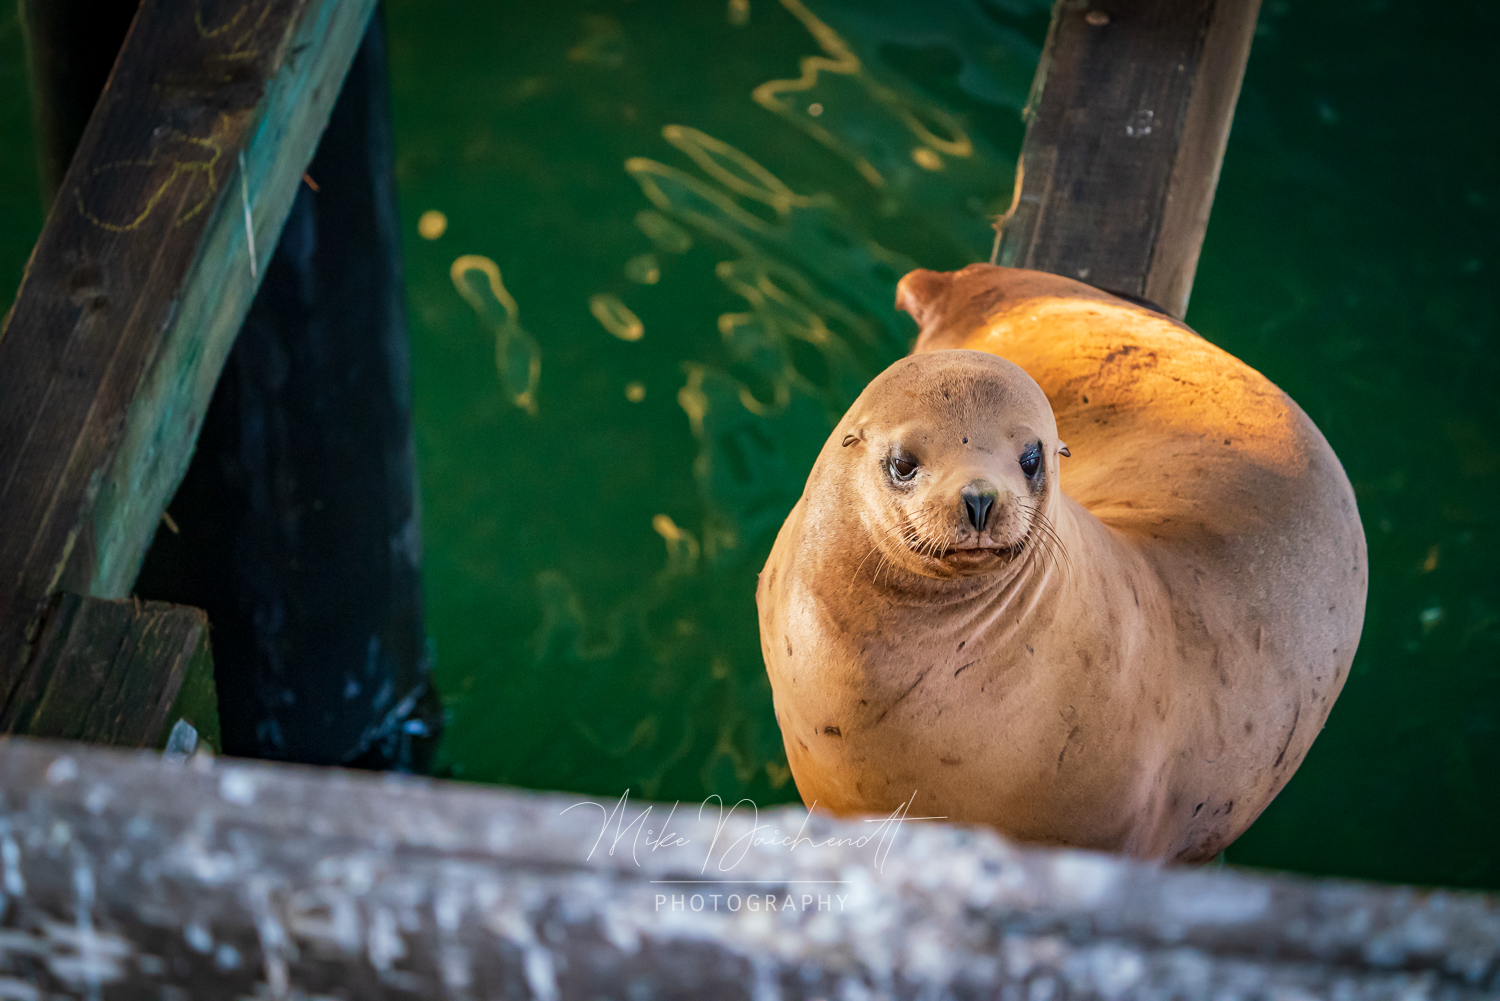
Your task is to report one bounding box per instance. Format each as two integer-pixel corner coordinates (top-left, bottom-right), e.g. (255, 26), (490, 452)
(756, 265), (1366, 861)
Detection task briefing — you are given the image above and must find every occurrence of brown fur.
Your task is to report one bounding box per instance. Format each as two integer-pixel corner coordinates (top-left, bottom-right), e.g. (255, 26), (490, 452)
(756, 264), (1367, 861)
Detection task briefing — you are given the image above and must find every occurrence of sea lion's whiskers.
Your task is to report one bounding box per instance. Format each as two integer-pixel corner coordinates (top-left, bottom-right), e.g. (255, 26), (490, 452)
(852, 522), (904, 585)
(865, 530), (907, 587)
(931, 521), (957, 559)
(1027, 524), (1054, 579)
(853, 505), (938, 587)
(1023, 506), (1066, 583)
(873, 528), (918, 586)
(1033, 508), (1072, 577)
(900, 503), (946, 559)
(871, 515), (931, 586)
(924, 506), (956, 558)
(1020, 525), (1044, 579)
(1020, 503), (1069, 579)
(1022, 511), (1057, 569)
(913, 509), (953, 560)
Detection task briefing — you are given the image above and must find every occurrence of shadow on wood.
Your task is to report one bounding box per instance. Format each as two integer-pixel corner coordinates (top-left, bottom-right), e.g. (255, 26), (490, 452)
(16, 0), (142, 204)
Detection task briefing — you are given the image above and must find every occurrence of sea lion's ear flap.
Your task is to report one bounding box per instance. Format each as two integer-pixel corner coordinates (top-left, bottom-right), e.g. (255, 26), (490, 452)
(842, 433), (861, 447)
(1059, 443), (1071, 458)
(895, 269), (953, 328)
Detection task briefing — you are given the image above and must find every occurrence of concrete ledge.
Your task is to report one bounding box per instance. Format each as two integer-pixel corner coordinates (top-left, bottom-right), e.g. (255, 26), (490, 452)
(0, 737), (1494, 999)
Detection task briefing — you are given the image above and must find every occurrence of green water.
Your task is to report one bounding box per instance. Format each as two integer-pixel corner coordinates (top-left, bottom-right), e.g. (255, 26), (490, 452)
(2, 0), (1495, 891)
(384, 0), (1043, 807)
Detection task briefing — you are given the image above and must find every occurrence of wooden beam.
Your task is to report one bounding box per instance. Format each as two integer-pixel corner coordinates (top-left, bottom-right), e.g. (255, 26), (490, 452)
(0, 592), (219, 750)
(0, 737), (1496, 998)
(991, 0), (1261, 318)
(135, 10), (439, 769)
(0, 0), (377, 692)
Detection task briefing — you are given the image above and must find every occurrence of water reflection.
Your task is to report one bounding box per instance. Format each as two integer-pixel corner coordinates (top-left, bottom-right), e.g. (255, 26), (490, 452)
(450, 254), (541, 415)
(423, 0), (1033, 802)
(589, 292), (645, 341)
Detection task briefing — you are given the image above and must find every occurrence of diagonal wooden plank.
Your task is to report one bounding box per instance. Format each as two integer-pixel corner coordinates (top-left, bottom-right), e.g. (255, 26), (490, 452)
(135, 11), (440, 769)
(992, 0), (1261, 318)
(0, 0), (377, 689)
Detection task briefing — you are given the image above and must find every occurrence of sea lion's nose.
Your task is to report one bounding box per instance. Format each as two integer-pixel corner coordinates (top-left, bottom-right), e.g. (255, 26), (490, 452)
(961, 483), (997, 530)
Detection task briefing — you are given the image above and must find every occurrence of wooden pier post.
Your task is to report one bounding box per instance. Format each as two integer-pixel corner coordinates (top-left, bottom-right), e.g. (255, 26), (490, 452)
(0, 593), (219, 750)
(11, 0), (435, 768)
(0, 0), (377, 708)
(993, 0), (1261, 318)
(135, 12), (439, 769)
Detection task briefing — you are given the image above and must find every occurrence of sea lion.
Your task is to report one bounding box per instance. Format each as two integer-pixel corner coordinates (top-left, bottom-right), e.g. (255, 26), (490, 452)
(756, 264), (1367, 862)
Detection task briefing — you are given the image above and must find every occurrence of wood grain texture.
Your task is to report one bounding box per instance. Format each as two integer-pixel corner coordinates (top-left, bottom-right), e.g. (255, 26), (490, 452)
(0, 0), (377, 693)
(0, 737), (1497, 998)
(135, 12), (440, 769)
(992, 0), (1260, 318)
(0, 592), (220, 750)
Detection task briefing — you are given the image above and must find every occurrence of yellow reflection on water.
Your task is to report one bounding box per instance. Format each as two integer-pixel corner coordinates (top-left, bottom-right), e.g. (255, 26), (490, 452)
(449, 254), (541, 414)
(661, 125), (816, 217)
(911, 147), (944, 171)
(417, 209), (447, 239)
(623, 122), (917, 574)
(677, 365), (709, 439)
(635, 209), (693, 253)
(568, 15), (626, 68)
(624, 253), (661, 284)
(590, 293), (645, 341)
(751, 0), (975, 190)
(652, 514), (701, 577)
(441, 0), (1016, 802)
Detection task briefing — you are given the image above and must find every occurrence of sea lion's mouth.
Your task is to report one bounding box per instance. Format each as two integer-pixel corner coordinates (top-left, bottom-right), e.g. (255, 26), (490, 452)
(894, 508), (1039, 572)
(935, 540), (1024, 564)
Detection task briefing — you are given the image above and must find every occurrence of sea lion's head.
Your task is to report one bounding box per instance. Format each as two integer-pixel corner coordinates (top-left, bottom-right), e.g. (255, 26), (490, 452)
(821, 349), (1068, 582)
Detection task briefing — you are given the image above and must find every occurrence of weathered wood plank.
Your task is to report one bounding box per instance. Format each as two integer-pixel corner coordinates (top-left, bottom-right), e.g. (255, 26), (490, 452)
(135, 10), (439, 769)
(0, 0), (378, 692)
(0, 737), (1496, 999)
(20, 2), (436, 770)
(992, 0), (1261, 318)
(0, 592), (220, 750)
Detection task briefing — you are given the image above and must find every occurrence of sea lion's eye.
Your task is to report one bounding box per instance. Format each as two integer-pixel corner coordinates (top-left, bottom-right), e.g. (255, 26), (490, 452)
(1019, 446), (1042, 478)
(889, 455), (918, 482)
